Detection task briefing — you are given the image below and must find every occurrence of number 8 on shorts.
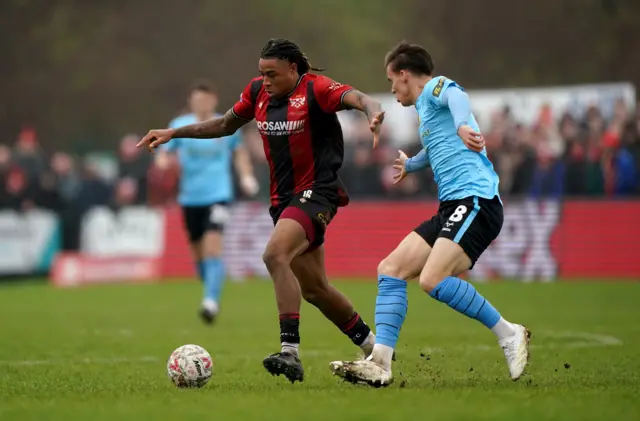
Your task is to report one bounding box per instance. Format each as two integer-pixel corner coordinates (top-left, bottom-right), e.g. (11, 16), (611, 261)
(448, 205), (468, 223)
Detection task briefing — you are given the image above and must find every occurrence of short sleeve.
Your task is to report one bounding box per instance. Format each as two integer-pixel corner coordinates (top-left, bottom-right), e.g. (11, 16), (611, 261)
(429, 77), (462, 108)
(313, 75), (354, 114)
(232, 80), (257, 121)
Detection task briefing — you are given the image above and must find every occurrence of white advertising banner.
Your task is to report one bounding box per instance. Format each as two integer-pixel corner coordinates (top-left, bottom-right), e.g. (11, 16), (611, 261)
(0, 210), (60, 275)
(80, 206), (165, 257)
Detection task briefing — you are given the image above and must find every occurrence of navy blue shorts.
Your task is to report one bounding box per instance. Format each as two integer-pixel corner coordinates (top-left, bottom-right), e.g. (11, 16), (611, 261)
(414, 195), (503, 268)
(181, 202), (230, 243)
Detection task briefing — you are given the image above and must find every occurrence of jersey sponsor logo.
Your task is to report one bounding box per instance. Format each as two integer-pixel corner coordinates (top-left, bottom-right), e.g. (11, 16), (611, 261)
(256, 120), (306, 136)
(289, 96), (306, 109)
(433, 77), (445, 97)
(328, 82), (343, 91)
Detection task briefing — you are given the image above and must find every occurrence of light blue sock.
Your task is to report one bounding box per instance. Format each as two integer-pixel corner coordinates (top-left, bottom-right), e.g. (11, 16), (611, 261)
(429, 276), (501, 329)
(375, 275), (408, 348)
(197, 261), (205, 282)
(202, 258), (225, 302)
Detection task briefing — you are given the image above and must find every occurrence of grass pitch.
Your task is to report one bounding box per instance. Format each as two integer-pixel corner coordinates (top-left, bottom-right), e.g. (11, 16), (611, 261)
(0, 279), (639, 421)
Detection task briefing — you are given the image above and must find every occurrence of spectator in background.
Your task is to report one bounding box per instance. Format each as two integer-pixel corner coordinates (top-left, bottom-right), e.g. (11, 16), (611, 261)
(601, 130), (636, 196)
(51, 152), (81, 203)
(508, 124), (537, 196)
(341, 140), (383, 197)
(538, 104), (565, 158)
(0, 144), (11, 189)
(146, 150), (180, 206)
(111, 177), (139, 209)
(35, 171), (63, 211)
(341, 117), (385, 197)
(75, 161), (111, 212)
(576, 105), (606, 195)
(528, 126), (566, 200)
(562, 113), (590, 195)
(118, 133), (149, 204)
(621, 118), (640, 194)
(1, 167), (35, 211)
(12, 127), (45, 181)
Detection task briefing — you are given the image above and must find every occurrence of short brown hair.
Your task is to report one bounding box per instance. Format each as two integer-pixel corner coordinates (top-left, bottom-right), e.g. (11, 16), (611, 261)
(189, 79), (218, 95)
(385, 42), (434, 76)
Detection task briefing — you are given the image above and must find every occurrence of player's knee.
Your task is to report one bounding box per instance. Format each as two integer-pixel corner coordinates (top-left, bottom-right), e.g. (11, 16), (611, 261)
(377, 257), (406, 280)
(201, 243), (222, 259)
(262, 247), (290, 272)
(419, 269), (446, 294)
(201, 231), (223, 258)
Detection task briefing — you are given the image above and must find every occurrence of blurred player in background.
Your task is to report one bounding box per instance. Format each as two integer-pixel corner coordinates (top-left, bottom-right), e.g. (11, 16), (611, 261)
(138, 39), (385, 383)
(155, 80), (259, 324)
(331, 42), (531, 387)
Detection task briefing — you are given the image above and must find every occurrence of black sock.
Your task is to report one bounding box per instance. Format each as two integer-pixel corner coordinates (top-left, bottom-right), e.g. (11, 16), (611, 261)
(340, 312), (371, 346)
(279, 313), (300, 351)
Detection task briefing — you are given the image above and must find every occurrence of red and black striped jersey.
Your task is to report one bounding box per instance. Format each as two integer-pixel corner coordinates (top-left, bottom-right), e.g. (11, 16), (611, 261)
(232, 73), (352, 207)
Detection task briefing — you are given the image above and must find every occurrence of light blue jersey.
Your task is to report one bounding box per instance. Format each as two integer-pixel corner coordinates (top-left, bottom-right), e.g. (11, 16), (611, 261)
(164, 113), (241, 206)
(416, 76), (500, 202)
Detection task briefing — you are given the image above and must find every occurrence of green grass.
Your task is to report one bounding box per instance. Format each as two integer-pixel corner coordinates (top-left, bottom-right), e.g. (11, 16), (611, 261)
(0, 279), (639, 421)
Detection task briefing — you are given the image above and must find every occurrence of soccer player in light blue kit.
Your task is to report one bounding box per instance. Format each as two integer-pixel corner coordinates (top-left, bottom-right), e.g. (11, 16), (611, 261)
(156, 80), (258, 324)
(331, 42), (531, 386)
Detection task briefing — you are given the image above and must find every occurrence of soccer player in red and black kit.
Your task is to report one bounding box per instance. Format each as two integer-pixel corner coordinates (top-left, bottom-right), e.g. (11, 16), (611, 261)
(138, 39), (385, 383)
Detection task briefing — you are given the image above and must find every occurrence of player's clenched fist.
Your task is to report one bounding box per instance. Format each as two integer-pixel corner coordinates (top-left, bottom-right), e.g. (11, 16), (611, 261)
(457, 125), (485, 153)
(137, 128), (176, 152)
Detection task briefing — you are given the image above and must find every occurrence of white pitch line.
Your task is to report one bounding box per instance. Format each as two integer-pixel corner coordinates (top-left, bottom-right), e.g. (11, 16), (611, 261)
(3, 331), (620, 367)
(0, 356), (161, 366)
(0, 350), (340, 367)
(419, 330), (623, 354)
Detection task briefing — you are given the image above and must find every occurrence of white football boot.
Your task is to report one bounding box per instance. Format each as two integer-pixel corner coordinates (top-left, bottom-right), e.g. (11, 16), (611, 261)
(498, 324), (531, 380)
(330, 356), (393, 388)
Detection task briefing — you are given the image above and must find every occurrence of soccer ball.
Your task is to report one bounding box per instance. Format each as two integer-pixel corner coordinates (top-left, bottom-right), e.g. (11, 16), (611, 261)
(166, 344), (214, 388)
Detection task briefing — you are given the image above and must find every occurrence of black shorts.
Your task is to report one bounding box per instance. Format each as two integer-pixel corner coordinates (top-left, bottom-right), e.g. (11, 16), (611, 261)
(414, 195), (503, 268)
(269, 189), (339, 250)
(181, 202), (230, 243)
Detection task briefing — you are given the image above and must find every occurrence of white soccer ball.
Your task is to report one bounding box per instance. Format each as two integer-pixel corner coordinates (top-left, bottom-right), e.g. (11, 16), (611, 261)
(166, 344), (214, 388)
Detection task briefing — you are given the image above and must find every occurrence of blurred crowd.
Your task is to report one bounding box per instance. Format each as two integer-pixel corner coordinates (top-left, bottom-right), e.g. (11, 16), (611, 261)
(1, 100), (639, 214)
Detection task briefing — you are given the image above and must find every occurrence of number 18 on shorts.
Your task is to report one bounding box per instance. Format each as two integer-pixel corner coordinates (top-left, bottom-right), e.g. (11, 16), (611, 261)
(414, 195), (504, 268)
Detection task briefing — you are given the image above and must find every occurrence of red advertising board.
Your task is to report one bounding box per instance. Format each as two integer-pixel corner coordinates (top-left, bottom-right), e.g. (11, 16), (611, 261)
(50, 200), (640, 287)
(161, 200), (640, 281)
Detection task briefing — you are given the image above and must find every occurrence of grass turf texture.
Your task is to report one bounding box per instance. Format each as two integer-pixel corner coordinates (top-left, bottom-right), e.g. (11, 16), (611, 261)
(1, 279), (639, 421)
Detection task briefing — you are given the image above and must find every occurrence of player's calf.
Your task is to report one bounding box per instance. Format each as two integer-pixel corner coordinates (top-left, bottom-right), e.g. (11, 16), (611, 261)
(421, 238), (531, 380)
(293, 249), (376, 357)
(372, 232), (431, 367)
(259, 218), (309, 384)
(199, 230), (226, 325)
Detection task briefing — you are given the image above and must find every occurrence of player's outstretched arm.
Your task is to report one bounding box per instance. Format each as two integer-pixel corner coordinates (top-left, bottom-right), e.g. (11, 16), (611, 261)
(393, 148), (429, 185)
(137, 109), (250, 151)
(173, 109), (248, 139)
(342, 90), (385, 148)
(405, 148), (430, 172)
